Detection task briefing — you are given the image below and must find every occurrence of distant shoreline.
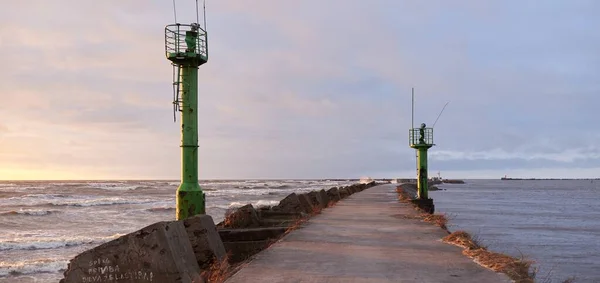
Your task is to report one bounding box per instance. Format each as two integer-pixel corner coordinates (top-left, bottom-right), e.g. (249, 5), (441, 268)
(501, 177), (600, 181)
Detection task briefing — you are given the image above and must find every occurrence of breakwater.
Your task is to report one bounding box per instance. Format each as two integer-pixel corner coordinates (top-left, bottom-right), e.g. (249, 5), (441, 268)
(59, 182), (379, 282)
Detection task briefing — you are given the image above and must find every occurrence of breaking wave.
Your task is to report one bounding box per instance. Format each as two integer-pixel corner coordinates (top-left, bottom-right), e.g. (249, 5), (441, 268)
(146, 207), (175, 212)
(0, 234), (124, 251)
(50, 198), (155, 207)
(0, 258), (68, 277)
(1, 209), (58, 216)
(227, 200), (280, 209)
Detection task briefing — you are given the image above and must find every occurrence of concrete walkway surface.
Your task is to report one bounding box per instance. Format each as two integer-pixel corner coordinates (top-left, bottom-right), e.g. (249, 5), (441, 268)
(225, 184), (511, 283)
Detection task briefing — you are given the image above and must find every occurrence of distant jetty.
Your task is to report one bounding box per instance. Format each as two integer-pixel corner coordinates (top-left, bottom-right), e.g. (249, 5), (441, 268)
(501, 177), (600, 181)
(389, 178), (465, 184)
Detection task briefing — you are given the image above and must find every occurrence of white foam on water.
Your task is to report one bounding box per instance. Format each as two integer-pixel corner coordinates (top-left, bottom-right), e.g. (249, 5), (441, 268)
(0, 194), (69, 206)
(1, 194), (161, 207)
(0, 209), (58, 216)
(226, 200), (280, 209)
(0, 258), (68, 277)
(0, 234), (124, 251)
(0, 258), (69, 277)
(85, 182), (140, 191)
(0, 183), (17, 189)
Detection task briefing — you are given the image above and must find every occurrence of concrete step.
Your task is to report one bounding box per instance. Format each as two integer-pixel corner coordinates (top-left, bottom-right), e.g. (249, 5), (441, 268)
(218, 227), (287, 242)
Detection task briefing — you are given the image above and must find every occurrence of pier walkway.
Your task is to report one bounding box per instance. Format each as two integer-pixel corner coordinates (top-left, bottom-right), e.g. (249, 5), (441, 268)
(225, 184), (510, 283)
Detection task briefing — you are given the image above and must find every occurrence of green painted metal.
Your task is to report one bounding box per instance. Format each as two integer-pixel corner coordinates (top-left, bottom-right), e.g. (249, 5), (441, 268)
(165, 23), (208, 220)
(409, 123), (434, 200)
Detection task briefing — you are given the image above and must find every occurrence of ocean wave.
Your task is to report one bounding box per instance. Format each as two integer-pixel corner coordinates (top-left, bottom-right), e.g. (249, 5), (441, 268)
(0, 258), (68, 277)
(227, 200), (280, 209)
(0, 183), (17, 188)
(146, 207), (175, 212)
(0, 234), (124, 251)
(86, 182), (140, 191)
(0, 209), (58, 216)
(0, 194), (70, 206)
(48, 197), (158, 207)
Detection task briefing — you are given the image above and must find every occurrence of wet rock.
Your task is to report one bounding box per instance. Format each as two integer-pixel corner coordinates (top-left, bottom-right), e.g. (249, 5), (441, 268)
(61, 221), (202, 283)
(183, 215), (227, 270)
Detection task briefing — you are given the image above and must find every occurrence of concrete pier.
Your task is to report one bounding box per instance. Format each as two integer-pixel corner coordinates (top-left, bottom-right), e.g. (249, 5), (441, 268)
(225, 184), (511, 283)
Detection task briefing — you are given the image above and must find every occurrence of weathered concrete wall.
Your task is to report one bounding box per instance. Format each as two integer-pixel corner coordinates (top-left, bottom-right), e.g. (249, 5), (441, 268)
(183, 215), (227, 270)
(61, 221), (203, 283)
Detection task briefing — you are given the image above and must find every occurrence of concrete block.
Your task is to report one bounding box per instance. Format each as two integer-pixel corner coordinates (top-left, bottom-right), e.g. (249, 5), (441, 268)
(338, 187), (351, 198)
(183, 215), (227, 270)
(218, 227), (287, 242)
(273, 193), (310, 214)
(223, 240), (275, 263)
(318, 189), (330, 208)
(297, 193), (314, 213)
(258, 210), (303, 220)
(220, 204), (261, 229)
(61, 221), (202, 283)
(306, 191), (325, 209)
(326, 187), (341, 202)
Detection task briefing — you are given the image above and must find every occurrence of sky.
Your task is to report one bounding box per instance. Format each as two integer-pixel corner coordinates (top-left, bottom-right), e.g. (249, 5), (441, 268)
(0, 1), (599, 180)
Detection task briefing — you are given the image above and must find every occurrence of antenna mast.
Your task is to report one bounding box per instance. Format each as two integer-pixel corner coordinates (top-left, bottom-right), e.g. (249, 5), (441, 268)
(432, 101), (450, 129)
(411, 87), (415, 130)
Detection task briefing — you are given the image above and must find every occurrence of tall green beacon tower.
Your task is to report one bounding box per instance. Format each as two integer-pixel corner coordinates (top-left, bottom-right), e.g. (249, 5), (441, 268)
(409, 123), (436, 213)
(165, 22), (208, 220)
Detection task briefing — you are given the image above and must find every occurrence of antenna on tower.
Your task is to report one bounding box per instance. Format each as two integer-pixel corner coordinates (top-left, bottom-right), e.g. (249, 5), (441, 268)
(203, 0), (207, 31)
(432, 101), (450, 129)
(195, 0), (200, 25)
(172, 0), (178, 23)
(411, 87), (415, 130)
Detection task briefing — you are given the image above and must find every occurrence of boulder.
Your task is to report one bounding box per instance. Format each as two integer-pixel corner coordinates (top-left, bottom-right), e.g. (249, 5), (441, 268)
(61, 221), (202, 283)
(183, 215), (227, 270)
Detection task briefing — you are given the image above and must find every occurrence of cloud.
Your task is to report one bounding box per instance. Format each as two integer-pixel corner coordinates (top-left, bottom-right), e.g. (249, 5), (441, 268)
(0, 1), (599, 179)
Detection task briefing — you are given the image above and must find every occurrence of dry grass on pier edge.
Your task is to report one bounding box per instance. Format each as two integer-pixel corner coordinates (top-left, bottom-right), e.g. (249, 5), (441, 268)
(201, 254), (232, 283)
(443, 231), (534, 283)
(395, 185), (536, 283)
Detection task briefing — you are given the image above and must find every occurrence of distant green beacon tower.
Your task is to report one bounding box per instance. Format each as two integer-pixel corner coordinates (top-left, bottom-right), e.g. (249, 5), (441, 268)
(409, 123), (435, 213)
(165, 22), (208, 220)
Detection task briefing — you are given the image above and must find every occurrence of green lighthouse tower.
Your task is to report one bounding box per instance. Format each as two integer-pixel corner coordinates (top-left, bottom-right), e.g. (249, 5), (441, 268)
(409, 122), (435, 213)
(165, 22), (208, 220)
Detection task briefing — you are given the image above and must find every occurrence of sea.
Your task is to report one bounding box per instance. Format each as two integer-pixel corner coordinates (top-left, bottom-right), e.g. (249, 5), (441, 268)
(0, 179), (598, 282)
(431, 179), (600, 283)
(0, 179), (357, 283)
